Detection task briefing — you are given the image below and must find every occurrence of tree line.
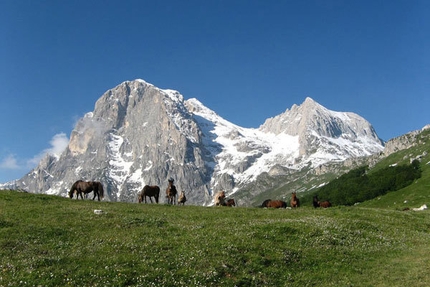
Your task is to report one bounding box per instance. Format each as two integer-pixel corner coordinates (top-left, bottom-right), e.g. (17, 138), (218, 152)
(303, 160), (422, 206)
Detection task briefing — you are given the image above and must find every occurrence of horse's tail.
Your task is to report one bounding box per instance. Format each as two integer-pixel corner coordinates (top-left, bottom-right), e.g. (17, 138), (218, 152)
(98, 182), (104, 199)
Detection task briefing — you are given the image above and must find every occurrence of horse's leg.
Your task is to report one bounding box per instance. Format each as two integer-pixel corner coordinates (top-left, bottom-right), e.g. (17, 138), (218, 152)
(149, 197), (153, 203)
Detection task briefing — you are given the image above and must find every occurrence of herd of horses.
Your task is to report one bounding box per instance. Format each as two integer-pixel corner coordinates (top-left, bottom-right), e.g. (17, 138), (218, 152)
(136, 178), (187, 205)
(69, 180), (331, 208)
(259, 193), (331, 209)
(69, 178), (187, 205)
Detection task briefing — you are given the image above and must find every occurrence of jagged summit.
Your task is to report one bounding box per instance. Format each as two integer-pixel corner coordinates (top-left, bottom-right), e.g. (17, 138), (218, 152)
(8, 80), (384, 205)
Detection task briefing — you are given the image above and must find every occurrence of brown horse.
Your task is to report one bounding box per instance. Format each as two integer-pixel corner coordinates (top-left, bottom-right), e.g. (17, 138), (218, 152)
(213, 191), (226, 206)
(290, 192), (300, 208)
(313, 195), (331, 208)
(225, 198), (236, 207)
(178, 191), (187, 205)
(138, 185), (160, 203)
(166, 178), (177, 205)
(261, 199), (287, 208)
(319, 201), (332, 208)
(69, 180), (104, 201)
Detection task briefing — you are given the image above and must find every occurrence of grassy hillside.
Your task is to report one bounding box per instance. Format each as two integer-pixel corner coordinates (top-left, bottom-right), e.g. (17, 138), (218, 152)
(359, 129), (430, 209)
(1, 190), (429, 286)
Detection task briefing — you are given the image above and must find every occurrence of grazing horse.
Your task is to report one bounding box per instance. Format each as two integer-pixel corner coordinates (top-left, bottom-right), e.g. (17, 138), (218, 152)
(313, 195), (320, 208)
(290, 192), (300, 208)
(261, 199), (287, 208)
(178, 191), (187, 205)
(166, 178), (177, 205)
(138, 185), (160, 203)
(313, 195), (332, 208)
(69, 180), (104, 201)
(225, 198), (236, 207)
(214, 191), (226, 206)
(319, 201), (332, 208)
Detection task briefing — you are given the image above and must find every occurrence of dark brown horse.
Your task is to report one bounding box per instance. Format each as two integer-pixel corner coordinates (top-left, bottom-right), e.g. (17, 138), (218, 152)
(225, 198), (236, 207)
(290, 192), (300, 208)
(69, 180), (104, 201)
(261, 199), (287, 208)
(138, 185), (160, 203)
(313, 195), (332, 208)
(166, 178), (177, 205)
(313, 195), (320, 208)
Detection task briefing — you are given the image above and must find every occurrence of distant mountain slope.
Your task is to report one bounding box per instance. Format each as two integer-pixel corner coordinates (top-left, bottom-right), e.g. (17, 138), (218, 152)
(2, 79), (385, 205)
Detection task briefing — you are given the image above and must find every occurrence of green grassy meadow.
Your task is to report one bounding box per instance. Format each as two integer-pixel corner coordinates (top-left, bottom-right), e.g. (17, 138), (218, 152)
(1, 190), (429, 286)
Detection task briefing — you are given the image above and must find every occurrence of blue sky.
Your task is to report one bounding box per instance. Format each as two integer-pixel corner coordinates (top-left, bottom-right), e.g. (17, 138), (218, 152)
(1, 0), (429, 183)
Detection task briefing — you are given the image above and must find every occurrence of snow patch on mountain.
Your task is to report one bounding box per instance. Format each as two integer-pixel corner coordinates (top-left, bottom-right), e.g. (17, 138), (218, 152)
(107, 133), (134, 198)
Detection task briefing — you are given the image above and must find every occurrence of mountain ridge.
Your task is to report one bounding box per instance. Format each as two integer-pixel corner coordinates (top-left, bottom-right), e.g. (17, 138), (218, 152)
(2, 79), (385, 205)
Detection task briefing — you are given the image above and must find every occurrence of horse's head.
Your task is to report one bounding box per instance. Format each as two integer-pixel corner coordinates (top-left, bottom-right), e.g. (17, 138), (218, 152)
(261, 199), (271, 208)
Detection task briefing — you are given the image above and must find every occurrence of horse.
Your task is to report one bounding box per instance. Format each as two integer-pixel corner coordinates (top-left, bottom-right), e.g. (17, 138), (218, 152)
(319, 200), (332, 208)
(138, 185), (160, 203)
(313, 195), (331, 208)
(178, 191), (187, 205)
(261, 199), (287, 208)
(290, 192), (300, 208)
(166, 179), (177, 205)
(225, 198), (236, 207)
(213, 191), (226, 206)
(313, 195), (320, 208)
(69, 180), (104, 201)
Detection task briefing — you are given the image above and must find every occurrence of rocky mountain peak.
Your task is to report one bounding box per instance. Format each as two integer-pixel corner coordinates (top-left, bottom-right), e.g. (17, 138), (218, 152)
(259, 97), (383, 158)
(7, 80), (385, 205)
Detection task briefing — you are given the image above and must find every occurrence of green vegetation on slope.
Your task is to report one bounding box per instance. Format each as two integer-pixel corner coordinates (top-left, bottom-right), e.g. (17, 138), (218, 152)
(1, 190), (429, 286)
(302, 160), (422, 206)
(299, 128), (430, 208)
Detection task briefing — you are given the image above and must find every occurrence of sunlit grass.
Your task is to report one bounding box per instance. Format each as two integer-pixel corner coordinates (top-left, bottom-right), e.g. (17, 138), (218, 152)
(1, 190), (429, 286)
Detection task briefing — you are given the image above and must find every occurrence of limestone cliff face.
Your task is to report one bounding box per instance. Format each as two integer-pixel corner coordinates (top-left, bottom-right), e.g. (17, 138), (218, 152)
(11, 80), (386, 205)
(383, 125), (430, 157)
(18, 80), (212, 203)
(259, 97), (384, 159)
